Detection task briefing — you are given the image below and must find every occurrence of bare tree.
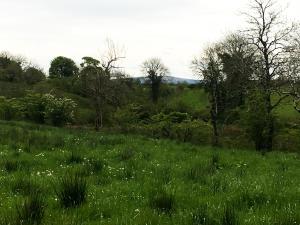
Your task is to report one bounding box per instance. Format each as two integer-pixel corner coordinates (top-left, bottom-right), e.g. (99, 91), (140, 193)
(141, 58), (169, 103)
(244, 0), (296, 150)
(80, 40), (125, 130)
(192, 46), (226, 146)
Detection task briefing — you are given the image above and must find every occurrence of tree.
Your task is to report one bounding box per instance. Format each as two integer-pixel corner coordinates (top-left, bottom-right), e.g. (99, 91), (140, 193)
(285, 35), (300, 113)
(23, 66), (46, 85)
(192, 46), (226, 146)
(49, 56), (79, 78)
(0, 52), (23, 82)
(244, 0), (296, 151)
(217, 34), (256, 109)
(79, 40), (125, 130)
(141, 58), (169, 103)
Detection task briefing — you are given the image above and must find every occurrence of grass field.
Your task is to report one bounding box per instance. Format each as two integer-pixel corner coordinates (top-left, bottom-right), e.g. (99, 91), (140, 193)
(0, 121), (299, 225)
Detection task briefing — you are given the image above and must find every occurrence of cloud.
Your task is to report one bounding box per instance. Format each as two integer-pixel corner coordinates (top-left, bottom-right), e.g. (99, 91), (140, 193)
(1, 0), (299, 78)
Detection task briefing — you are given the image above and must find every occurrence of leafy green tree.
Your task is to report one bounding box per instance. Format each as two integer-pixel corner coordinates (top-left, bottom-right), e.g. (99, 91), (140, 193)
(218, 34), (255, 109)
(141, 58), (169, 103)
(0, 54), (23, 82)
(79, 41), (125, 130)
(49, 56), (79, 78)
(245, 90), (274, 151)
(23, 67), (46, 85)
(192, 46), (226, 146)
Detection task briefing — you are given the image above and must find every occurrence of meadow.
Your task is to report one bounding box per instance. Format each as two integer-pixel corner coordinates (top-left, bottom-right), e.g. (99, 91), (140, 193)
(0, 121), (299, 225)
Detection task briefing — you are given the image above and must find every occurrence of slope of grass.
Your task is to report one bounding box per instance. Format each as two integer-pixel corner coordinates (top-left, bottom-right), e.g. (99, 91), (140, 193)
(170, 88), (209, 112)
(0, 121), (299, 225)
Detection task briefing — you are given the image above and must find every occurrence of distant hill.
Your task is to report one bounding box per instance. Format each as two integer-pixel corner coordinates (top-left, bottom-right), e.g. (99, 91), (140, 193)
(133, 76), (200, 85)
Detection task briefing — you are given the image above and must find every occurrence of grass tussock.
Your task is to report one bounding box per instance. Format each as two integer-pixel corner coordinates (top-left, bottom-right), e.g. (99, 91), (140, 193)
(56, 171), (88, 208)
(149, 187), (176, 214)
(14, 194), (45, 225)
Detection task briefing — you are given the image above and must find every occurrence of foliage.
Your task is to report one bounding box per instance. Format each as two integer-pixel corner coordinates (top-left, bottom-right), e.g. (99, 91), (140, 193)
(0, 93), (76, 126)
(0, 56), (23, 82)
(142, 58), (169, 103)
(23, 67), (46, 85)
(42, 94), (76, 126)
(49, 56), (79, 78)
(244, 90), (275, 151)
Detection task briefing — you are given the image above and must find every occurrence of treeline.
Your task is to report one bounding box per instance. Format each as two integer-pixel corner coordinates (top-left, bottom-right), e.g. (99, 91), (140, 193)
(0, 52), (46, 85)
(1, 0), (300, 152)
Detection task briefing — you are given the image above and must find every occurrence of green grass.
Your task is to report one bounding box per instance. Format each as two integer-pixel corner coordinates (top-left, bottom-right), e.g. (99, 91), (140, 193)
(172, 88), (209, 111)
(275, 96), (300, 123)
(0, 120), (299, 224)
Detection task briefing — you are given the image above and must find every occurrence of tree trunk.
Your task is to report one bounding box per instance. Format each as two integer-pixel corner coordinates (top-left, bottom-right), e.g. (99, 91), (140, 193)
(211, 111), (219, 147)
(151, 82), (160, 103)
(211, 85), (219, 147)
(265, 94), (274, 151)
(95, 99), (103, 131)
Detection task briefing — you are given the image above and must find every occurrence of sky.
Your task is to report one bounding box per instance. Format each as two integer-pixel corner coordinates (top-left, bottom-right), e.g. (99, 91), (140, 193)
(0, 0), (300, 79)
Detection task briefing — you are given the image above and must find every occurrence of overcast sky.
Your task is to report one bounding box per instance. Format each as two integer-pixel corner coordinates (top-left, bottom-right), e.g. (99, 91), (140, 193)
(0, 0), (299, 78)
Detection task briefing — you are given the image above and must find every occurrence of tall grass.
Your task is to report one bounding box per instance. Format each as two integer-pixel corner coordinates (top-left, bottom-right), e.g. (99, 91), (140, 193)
(56, 171), (88, 208)
(0, 121), (299, 224)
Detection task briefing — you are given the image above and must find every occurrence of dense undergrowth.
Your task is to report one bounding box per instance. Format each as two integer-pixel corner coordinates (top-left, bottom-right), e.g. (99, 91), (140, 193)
(0, 121), (299, 225)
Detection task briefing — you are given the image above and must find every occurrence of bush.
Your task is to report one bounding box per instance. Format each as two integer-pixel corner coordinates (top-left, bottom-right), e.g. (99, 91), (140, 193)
(0, 93), (76, 126)
(0, 97), (21, 120)
(56, 171), (88, 208)
(42, 94), (76, 126)
(22, 93), (46, 123)
(114, 104), (152, 125)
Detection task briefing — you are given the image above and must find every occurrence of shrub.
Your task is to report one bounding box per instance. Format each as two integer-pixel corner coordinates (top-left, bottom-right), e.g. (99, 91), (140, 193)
(56, 171), (87, 208)
(114, 104), (152, 125)
(0, 97), (21, 120)
(42, 94), (76, 126)
(22, 93), (46, 123)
